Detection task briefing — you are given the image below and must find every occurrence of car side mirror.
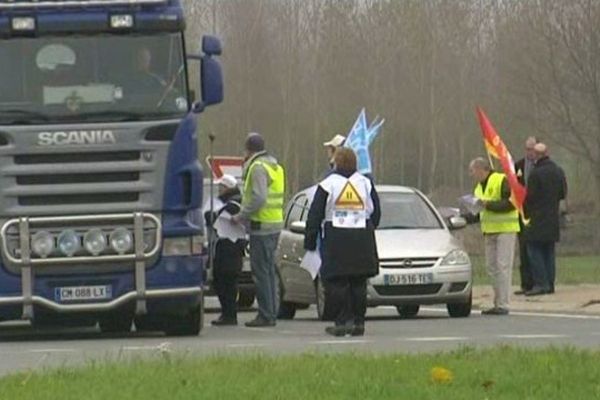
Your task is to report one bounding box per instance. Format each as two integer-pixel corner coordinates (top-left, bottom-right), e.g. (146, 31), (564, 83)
(290, 221), (306, 235)
(448, 216), (467, 230)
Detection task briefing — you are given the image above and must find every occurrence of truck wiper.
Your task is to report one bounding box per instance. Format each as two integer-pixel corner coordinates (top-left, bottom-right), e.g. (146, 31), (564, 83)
(76, 110), (150, 122)
(0, 109), (50, 124)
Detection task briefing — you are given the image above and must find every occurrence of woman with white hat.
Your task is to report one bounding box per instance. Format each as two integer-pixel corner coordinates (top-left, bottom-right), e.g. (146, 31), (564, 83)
(204, 174), (246, 326)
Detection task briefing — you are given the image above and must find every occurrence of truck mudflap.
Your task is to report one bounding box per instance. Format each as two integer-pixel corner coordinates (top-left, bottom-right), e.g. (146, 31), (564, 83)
(0, 212), (165, 320)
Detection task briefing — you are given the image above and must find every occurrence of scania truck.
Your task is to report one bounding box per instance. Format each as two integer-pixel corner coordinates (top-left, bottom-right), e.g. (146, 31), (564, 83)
(0, 0), (223, 335)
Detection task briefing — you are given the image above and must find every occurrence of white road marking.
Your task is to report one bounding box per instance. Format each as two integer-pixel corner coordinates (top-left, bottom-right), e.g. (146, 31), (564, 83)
(225, 343), (267, 348)
(420, 307), (600, 320)
(498, 334), (569, 339)
(122, 346), (160, 351)
(311, 339), (369, 345)
(28, 348), (77, 353)
(403, 337), (468, 342)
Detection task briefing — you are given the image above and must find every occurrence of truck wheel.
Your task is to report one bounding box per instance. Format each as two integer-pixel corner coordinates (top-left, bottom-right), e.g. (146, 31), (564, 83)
(396, 305), (420, 318)
(134, 316), (162, 332)
(237, 290), (255, 309)
(164, 303), (204, 337)
(447, 292), (472, 318)
(99, 315), (132, 334)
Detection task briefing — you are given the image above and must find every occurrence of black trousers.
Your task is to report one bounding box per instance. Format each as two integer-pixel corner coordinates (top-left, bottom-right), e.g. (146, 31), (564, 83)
(518, 232), (533, 291)
(214, 268), (239, 320)
(324, 276), (367, 327)
(213, 241), (243, 320)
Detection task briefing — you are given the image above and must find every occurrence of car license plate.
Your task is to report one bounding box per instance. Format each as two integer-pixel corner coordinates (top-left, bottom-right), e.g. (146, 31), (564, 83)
(383, 273), (433, 285)
(55, 285), (112, 302)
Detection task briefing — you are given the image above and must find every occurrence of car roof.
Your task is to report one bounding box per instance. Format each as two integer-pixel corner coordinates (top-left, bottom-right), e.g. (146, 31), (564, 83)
(375, 185), (417, 194)
(295, 184), (418, 199)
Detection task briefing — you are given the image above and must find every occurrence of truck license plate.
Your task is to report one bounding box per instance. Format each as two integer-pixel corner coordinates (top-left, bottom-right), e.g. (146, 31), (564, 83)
(383, 273), (433, 285)
(55, 285), (112, 302)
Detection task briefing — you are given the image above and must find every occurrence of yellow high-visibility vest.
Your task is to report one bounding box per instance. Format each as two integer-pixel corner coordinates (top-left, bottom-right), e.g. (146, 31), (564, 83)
(474, 172), (520, 234)
(243, 159), (285, 223)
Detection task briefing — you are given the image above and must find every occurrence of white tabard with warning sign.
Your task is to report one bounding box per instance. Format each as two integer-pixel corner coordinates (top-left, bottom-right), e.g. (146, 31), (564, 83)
(321, 172), (373, 229)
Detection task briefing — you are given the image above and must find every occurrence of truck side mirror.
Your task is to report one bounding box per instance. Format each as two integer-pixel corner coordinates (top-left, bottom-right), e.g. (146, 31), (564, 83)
(190, 35), (224, 113)
(200, 55), (223, 107)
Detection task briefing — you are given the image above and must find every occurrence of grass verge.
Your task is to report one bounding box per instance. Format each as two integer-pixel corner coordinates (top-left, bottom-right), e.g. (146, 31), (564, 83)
(471, 255), (600, 285)
(1, 347), (600, 399)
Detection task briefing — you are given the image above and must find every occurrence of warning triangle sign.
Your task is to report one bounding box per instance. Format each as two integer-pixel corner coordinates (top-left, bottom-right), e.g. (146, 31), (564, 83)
(335, 182), (365, 210)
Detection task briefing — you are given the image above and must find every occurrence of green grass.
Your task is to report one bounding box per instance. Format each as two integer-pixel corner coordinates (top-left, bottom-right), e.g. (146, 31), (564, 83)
(471, 255), (600, 286)
(1, 348), (599, 399)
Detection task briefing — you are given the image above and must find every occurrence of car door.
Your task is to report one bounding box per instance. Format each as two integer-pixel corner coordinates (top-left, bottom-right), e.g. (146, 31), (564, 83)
(277, 192), (315, 305)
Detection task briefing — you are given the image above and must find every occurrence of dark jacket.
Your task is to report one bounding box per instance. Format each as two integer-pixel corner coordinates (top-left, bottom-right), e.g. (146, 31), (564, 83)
(204, 189), (245, 273)
(524, 157), (566, 242)
(304, 170), (381, 279)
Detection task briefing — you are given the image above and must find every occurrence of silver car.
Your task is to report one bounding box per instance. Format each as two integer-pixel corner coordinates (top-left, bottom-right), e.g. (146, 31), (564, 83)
(275, 185), (472, 319)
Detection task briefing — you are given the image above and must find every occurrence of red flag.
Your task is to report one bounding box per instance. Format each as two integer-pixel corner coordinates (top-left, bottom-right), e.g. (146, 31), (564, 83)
(476, 107), (528, 223)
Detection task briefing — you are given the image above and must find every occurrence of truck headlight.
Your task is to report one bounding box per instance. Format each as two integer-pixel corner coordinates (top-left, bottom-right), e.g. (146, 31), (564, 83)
(109, 227), (133, 255)
(57, 229), (80, 257)
(31, 231), (54, 258)
(163, 236), (203, 256)
(12, 17), (36, 31)
(441, 249), (470, 266)
(83, 229), (107, 256)
(110, 14), (134, 29)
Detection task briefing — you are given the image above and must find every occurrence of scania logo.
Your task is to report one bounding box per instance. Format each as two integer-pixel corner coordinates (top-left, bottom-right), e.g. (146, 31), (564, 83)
(37, 130), (116, 146)
(402, 259), (413, 268)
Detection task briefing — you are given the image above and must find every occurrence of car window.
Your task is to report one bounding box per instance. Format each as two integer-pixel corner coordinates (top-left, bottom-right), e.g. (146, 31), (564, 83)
(285, 194), (308, 228)
(378, 192), (442, 229)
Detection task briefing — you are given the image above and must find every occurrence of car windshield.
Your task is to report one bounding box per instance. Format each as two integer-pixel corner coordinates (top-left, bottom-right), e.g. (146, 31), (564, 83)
(0, 33), (188, 125)
(378, 191), (442, 229)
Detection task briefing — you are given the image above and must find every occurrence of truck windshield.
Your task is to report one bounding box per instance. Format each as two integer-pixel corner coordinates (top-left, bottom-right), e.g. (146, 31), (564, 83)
(0, 33), (188, 125)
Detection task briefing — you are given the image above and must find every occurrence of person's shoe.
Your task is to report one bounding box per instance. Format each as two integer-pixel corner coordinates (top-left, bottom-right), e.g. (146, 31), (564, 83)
(325, 326), (349, 337)
(245, 317), (276, 328)
(350, 325), (365, 336)
(525, 287), (547, 297)
(211, 317), (237, 326)
(514, 288), (531, 295)
(481, 307), (509, 316)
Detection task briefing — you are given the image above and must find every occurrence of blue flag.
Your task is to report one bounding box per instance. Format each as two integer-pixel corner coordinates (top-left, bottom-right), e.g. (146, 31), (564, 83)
(344, 108), (384, 175)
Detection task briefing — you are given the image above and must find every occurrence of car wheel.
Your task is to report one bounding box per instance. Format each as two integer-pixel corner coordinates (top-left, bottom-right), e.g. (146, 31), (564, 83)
(315, 275), (329, 321)
(396, 305), (420, 319)
(99, 314), (132, 334)
(275, 271), (296, 320)
(237, 290), (255, 309)
(447, 292), (472, 318)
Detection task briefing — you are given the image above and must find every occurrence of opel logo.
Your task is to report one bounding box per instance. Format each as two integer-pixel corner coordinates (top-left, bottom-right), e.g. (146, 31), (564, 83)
(403, 259), (413, 268)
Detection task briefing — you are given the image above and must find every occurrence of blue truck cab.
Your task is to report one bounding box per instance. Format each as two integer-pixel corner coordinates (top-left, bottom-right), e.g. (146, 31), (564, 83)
(0, 0), (223, 335)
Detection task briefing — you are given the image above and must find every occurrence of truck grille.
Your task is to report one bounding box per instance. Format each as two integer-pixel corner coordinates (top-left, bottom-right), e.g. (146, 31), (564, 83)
(0, 147), (164, 216)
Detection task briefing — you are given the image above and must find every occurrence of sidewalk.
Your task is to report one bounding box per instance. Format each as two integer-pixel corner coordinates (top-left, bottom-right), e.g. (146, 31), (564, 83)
(473, 285), (600, 314)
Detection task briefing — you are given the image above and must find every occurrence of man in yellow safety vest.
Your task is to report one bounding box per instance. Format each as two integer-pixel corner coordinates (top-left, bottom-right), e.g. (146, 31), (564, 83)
(466, 157), (520, 315)
(234, 133), (285, 327)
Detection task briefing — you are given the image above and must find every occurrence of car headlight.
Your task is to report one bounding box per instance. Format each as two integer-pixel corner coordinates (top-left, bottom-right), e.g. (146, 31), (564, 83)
(83, 229), (107, 256)
(57, 229), (80, 257)
(31, 231), (54, 258)
(109, 227), (133, 255)
(441, 249), (470, 266)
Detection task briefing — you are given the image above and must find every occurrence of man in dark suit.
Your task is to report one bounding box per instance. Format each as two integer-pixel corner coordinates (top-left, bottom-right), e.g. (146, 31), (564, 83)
(514, 137), (537, 295)
(524, 143), (567, 296)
